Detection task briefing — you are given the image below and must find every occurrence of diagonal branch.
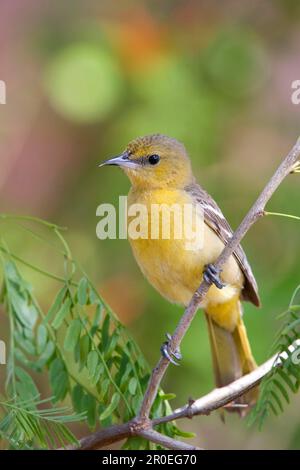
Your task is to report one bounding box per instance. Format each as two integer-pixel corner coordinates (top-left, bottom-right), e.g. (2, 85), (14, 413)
(138, 137), (300, 419)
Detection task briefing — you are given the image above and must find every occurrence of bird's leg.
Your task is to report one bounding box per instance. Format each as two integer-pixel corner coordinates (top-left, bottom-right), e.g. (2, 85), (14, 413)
(160, 333), (182, 366)
(203, 264), (225, 289)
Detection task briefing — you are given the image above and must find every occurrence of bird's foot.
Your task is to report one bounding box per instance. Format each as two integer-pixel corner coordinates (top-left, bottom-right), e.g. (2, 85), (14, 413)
(161, 333), (182, 366)
(203, 264), (225, 289)
(291, 161), (300, 174)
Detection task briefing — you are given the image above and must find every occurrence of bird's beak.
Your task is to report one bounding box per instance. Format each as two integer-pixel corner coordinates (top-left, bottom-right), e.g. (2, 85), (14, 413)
(99, 151), (139, 169)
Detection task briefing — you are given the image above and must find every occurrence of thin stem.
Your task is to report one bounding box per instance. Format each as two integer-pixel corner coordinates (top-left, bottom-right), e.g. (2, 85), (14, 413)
(265, 211), (300, 221)
(8, 221), (68, 257)
(54, 228), (73, 261)
(0, 213), (66, 231)
(0, 246), (77, 285)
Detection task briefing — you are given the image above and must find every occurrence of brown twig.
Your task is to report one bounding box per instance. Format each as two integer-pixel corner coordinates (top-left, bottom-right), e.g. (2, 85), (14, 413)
(66, 137), (300, 451)
(67, 422), (134, 450)
(137, 429), (201, 450)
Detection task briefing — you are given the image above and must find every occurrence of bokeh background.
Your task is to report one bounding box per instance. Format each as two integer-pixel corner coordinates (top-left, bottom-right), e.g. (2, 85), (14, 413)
(1, 0), (300, 449)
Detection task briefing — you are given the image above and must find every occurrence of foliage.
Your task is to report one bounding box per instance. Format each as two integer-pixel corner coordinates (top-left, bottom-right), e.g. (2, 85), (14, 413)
(0, 214), (185, 449)
(248, 286), (300, 429)
(0, 396), (84, 449)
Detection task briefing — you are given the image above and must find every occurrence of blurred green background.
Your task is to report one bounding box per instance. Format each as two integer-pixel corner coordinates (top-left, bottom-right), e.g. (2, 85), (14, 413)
(0, 0), (300, 449)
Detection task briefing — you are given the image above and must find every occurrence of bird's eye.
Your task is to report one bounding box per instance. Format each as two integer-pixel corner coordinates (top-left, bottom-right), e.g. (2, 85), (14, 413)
(148, 154), (160, 165)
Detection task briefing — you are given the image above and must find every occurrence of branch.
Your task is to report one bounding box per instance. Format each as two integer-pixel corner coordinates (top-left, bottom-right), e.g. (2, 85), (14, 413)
(139, 137), (300, 419)
(152, 356), (276, 425)
(66, 422), (134, 450)
(137, 429), (201, 450)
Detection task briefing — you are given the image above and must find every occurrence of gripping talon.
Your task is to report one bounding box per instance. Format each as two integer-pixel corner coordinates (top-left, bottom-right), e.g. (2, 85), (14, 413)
(160, 333), (182, 365)
(161, 343), (180, 365)
(291, 161), (300, 174)
(203, 264), (225, 289)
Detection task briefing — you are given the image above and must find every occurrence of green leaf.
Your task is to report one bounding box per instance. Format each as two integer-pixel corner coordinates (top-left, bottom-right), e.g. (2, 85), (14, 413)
(36, 324), (48, 354)
(72, 385), (85, 414)
(273, 379), (290, 404)
(87, 350), (99, 378)
(120, 363), (132, 388)
(270, 390), (284, 413)
(93, 303), (102, 327)
(35, 340), (55, 368)
(267, 399), (279, 416)
(282, 318), (300, 335)
(128, 377), (138, 395)
(15, 367), (40, 399)
(4, 261), (21, 284)
(173, 427), (196, 439)
(77, 277), (89, 305)
(159, 393), (176, 401)
(105, 328), (121, 358)
(64, 319), (82, 351)
(79, 334), (90, 369)
(14, 331), (36, 355)
(101, 315), (110, 351)
(115, 352), (130, 386)
(49, 358), (69, 401)
(91, 366), (103, 386)
(99, 393), (120, 421)
(89, 286), (100, 304)
(11, 294), (38, 329)
(99, 378), (110, 401)
(54, 371), (69, 402)
(52, 298), (71, 330)
(44, 286), (67, 323)
(14, 347), (32, 367)
(84, 395), (97, 428)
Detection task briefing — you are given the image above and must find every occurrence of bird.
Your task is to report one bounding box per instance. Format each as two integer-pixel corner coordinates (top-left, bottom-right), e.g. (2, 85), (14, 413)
(100, 133), (260, 410)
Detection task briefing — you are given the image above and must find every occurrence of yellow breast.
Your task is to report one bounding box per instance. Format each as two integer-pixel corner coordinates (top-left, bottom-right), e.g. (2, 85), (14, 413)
(127, 187), (244, 310)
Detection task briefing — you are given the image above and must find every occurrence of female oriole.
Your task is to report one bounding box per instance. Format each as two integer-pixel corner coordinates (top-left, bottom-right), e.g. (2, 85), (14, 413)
(101, 134), (260, 410)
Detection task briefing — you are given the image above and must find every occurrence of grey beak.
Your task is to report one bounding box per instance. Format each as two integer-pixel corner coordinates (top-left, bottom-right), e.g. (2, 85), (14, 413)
(99, 151), (138, 169)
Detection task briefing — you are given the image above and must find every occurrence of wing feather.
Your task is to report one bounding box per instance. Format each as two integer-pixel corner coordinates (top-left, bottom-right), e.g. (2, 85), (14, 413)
(185, 183), (260, 307)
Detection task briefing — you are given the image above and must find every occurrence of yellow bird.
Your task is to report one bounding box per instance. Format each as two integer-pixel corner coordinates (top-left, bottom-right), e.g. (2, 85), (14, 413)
(101, 134), (260, 409)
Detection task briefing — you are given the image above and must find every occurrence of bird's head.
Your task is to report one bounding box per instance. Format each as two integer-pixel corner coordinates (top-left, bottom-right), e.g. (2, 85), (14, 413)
(100, 134), (194, 189)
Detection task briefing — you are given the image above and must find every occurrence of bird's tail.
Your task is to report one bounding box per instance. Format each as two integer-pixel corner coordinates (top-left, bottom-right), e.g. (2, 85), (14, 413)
(205, 304), (258, 415)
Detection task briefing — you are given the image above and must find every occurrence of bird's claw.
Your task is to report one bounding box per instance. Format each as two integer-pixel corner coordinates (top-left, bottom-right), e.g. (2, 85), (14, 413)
(203, 264), (225, 289)
(291, 161), (300, 174)
(161, 333), (182, 366)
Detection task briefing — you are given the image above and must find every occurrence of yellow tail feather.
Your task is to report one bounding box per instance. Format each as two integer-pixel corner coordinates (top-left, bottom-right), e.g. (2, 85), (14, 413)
(205, 303), (258, 415)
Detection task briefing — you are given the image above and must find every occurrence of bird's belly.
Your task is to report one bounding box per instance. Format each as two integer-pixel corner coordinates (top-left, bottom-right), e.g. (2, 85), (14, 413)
(129, 224), (243, 308)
